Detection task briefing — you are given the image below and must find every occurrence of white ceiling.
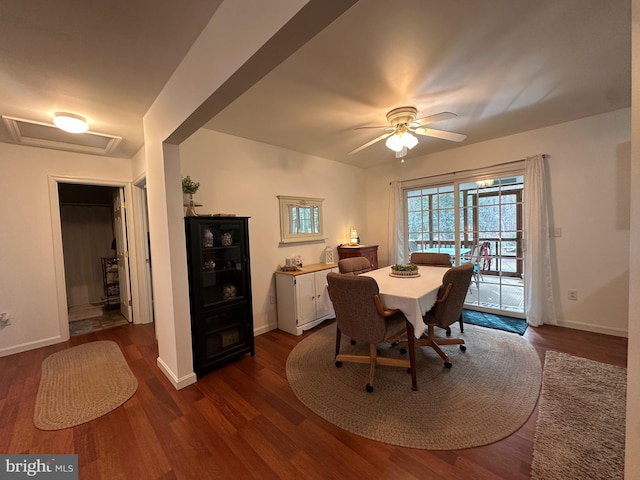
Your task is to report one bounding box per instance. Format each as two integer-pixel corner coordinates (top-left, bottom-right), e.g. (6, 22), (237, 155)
(0, 0), (630, 167)
(0, 0), (223, 158)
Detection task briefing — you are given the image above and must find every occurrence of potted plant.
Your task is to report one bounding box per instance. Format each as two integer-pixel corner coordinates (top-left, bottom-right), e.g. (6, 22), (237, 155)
(182, 176), (200, 216)
(182, 176), (200, 198)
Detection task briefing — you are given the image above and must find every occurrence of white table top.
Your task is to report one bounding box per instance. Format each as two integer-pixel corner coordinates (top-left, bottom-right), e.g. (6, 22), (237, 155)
(361, 266), (447, 338)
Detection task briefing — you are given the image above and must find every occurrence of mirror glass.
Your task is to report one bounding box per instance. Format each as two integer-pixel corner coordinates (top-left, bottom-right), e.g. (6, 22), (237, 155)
(278, 195), (324, 243)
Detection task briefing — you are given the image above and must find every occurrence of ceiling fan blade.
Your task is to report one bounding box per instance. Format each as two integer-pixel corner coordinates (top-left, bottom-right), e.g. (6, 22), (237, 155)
(348, 132), (393, 155)
(414, 127), (467, 142)
(411, 112), (457, 127)
(354, 125), (393, 130)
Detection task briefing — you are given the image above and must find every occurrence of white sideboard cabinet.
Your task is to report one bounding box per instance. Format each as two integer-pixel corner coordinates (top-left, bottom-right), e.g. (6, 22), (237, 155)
(275, 263), (338, 335)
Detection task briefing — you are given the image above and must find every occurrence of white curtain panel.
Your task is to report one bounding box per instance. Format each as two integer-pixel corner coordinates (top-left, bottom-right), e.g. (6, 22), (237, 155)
(61, 205), (115, 307)
(524, 154), (557, 326)
(388, 181), (405, 265)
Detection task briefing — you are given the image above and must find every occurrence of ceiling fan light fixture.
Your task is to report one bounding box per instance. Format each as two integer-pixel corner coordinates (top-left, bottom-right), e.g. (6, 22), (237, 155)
(401, 131), (418, 149)
(385, 133), (404, 152)
(53, 112), (89, 133)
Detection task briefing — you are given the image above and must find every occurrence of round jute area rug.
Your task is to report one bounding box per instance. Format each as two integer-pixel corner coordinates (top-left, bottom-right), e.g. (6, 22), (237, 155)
(286, 323), (541, 450)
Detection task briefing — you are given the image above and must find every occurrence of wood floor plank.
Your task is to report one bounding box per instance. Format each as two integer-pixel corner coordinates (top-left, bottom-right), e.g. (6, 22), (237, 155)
(0, 320), (628, 479)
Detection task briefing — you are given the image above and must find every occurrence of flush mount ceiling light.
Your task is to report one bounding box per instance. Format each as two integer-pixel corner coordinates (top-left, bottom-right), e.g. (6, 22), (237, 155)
(53, 112), (89, 133)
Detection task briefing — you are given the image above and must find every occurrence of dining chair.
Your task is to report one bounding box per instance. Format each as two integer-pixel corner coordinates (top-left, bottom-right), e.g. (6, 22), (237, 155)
(409, 251), (461, 334)
(410, 252), (452, 268)
(326, 272), (417, 392)
(338, 257), (372, 275)
(398, 262), (474, 368)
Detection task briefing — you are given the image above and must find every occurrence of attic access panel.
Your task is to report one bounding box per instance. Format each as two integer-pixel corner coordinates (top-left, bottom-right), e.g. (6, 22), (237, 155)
(2, 116), (122, 155)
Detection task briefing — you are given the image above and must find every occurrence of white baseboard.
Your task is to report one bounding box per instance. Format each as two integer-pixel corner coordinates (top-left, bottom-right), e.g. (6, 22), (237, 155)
(254, 322), (278, 336)
(0, 335), (67, 357)
(556, 319), (628, 338)
(156, 357), (197, 390)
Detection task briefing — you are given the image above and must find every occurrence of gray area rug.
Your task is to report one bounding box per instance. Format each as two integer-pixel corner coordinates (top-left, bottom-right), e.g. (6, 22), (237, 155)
(531, 351), (626, 480)
(286, 323), (541, 449)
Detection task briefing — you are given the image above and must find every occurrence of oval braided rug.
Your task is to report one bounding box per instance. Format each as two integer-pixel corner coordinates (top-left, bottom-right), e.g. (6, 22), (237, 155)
(286, 323), (541, 449)
(34, 340), (138, 430)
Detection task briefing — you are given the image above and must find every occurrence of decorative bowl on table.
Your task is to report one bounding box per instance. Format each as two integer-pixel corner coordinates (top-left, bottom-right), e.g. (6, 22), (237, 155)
(390, 263), (420, 277)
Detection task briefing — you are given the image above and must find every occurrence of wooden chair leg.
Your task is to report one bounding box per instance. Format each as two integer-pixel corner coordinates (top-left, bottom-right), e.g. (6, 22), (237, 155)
(368, 344), (377, 388)
(406, 322), (417, 391)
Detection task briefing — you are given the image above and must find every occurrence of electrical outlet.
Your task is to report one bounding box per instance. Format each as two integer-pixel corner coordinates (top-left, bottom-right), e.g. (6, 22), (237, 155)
(553, 227), (562, 237)
(269, 295), (276, 305)
(568, 289), (578, 300)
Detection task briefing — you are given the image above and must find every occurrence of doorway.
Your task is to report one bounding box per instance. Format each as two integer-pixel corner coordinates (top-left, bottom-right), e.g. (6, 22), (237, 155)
(405, 173), (525, 317)
(58, 183), (131, 335)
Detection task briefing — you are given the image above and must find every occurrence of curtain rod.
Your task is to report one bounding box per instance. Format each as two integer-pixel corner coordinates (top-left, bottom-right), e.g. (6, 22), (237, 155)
(389, 153), (548, 185)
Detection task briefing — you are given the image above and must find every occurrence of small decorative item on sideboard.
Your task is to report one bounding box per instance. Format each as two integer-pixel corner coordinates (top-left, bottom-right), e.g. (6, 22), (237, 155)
(323, 246), (334, 264)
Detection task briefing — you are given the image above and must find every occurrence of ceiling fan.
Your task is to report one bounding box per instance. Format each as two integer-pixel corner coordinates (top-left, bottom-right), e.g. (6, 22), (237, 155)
(348, 106), (466, 156)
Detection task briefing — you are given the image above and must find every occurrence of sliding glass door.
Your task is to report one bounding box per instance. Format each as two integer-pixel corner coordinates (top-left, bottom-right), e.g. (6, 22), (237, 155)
(405, 174), (525, 317)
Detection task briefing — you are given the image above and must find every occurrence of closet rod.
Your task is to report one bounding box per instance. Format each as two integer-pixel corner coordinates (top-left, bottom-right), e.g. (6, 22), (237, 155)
(390, 154), (548, 185)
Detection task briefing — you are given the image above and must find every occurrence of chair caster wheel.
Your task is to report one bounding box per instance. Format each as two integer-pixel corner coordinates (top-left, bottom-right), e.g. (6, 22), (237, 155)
(365, 384), (374, 393)
(446, 330), (452, 337)
(335, 361), (342, 368)
(350, 340), (356, 345)
(399, 348), (407, 355)
(460, 345), (467, 351)
(444, 362), (453, 368)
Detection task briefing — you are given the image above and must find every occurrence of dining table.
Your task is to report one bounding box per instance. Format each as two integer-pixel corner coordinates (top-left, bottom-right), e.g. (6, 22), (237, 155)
(361, 265), (447, 339)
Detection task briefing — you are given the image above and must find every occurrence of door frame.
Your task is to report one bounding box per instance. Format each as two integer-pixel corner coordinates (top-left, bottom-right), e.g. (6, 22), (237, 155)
(131, 173), (154, 326)
(49, 175), (144, 340)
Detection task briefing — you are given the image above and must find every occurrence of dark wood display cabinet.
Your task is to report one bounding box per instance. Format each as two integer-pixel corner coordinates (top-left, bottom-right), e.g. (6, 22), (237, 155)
(185, 216), (254, 377)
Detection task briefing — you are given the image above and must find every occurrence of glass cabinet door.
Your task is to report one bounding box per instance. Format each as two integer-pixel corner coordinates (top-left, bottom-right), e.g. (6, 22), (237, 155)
(191, 219), (248, 308)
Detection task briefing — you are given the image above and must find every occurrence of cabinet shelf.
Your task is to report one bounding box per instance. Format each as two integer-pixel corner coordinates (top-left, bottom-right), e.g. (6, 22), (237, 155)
(185, 217), (254, 378)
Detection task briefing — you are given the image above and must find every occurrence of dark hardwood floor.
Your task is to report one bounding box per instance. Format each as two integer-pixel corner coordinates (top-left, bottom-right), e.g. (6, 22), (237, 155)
(0, 320), (627, 479)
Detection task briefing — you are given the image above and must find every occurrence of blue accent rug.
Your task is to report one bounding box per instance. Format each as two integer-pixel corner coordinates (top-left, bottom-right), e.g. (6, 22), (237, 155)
(462, 309), (528, 335)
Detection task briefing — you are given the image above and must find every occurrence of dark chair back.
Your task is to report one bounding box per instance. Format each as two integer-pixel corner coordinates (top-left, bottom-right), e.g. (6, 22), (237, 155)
(410, 252), (452, 267)
(338, 257), (372, 275)
(426, 263), (473, 328)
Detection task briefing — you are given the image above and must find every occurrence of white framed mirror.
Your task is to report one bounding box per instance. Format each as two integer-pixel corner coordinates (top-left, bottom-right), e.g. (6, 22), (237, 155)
(278, 195), (324, 244)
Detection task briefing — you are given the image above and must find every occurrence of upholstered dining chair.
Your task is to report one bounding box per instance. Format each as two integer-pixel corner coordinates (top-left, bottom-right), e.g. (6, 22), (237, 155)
(338, 257), (372, 275)
(410, 252), (452, 268)
(398, 262), (473, 368)
(326, 272), (417, 392)
(409, 251), (460, 335)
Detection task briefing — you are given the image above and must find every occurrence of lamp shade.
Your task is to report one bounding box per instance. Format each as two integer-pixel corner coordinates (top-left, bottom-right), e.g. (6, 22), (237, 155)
(385, 134), (404, 152)
(53, 112), (89, 133)
(385, 131), (418, 152)
(401, 131), (418, 149)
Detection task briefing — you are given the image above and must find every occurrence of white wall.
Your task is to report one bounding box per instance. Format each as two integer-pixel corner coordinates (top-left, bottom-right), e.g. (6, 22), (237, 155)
(142, 0), (311, 389)
(626, 1), (640, 475)
(365, 109), (630, 336)
(179, 129), (366, 333)
(0, 142), (133, 355)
